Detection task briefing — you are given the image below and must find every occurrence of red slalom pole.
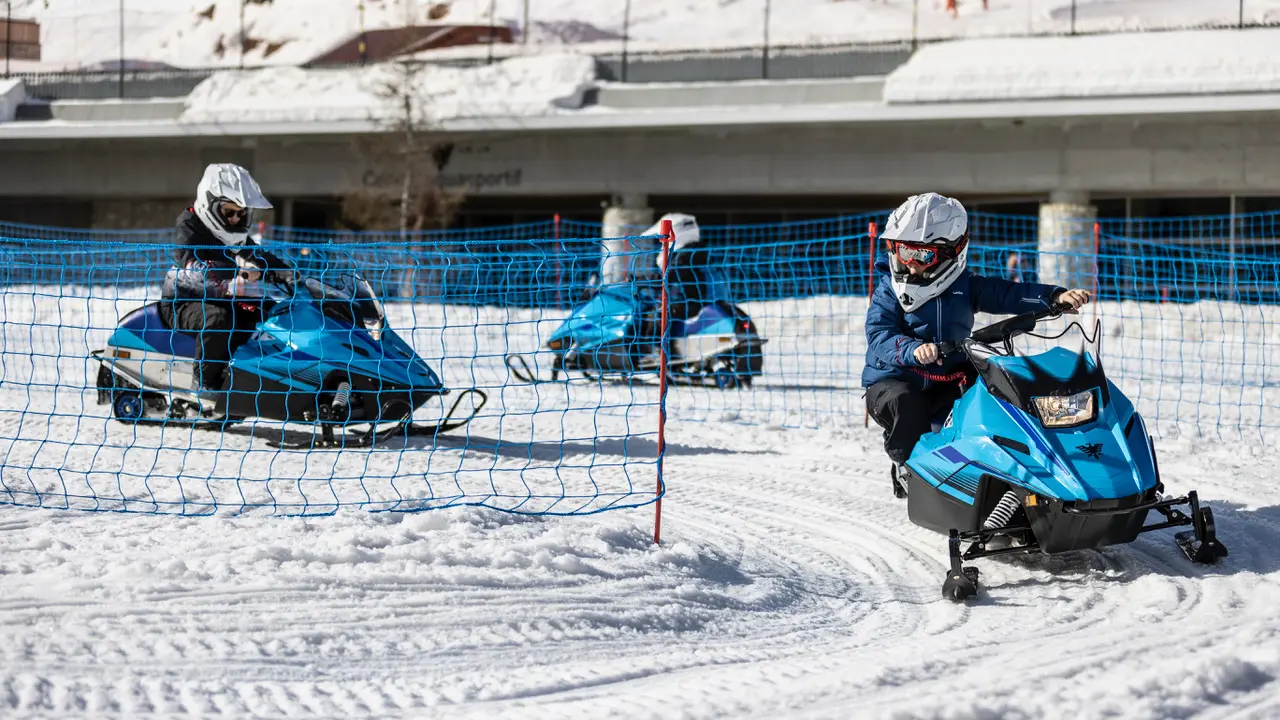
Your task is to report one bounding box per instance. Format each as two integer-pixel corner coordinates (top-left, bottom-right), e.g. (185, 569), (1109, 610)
(1092, 220), (1101, 322)
(867, 221), (878, 303)
(553, 213), (563, 307)
(654, 218), (674, 545)
(865, 221), (878, 429)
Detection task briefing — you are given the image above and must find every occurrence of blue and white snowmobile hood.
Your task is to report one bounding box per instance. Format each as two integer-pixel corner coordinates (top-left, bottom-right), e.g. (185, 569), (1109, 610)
(909, 346), (1158, 504)
(549, 284), (648, 351)
(240, 300), (442, 392)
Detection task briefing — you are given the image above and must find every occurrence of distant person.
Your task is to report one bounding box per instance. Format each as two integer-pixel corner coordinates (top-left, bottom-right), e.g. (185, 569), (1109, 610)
(945, 0), (988, 17)
(1005, 251), (1023, 283)
(651, 213), (713, 321)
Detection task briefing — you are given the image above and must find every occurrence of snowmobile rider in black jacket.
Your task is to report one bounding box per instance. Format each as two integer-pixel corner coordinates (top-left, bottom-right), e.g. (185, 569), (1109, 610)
(158, 163), (291, 399)
(652, 213), (712, 321)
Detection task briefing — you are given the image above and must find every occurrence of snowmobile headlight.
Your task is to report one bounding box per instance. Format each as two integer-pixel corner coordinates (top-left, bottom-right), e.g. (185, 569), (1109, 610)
(363, 317), (383, 341)
(547, 338), (566, 351)
(1033, 390), (1096, 428)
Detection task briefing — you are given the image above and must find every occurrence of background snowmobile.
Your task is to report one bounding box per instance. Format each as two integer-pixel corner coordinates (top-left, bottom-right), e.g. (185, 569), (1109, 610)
(507, 281), (765, 388)
(897, 302), (1227, 601)
(506, 214), (766, 388)
(93, 270), (485, 448)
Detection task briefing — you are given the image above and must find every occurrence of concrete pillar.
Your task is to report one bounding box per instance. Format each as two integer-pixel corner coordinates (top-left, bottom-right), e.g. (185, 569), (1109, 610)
(276, 196), (295, 240)
(600, 193), (655, 285)
(1037, 190), (1097, 289)
(279, 197), (295, 228)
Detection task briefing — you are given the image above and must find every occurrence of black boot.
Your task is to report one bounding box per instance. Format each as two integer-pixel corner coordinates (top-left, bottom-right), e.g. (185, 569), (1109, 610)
(191, 367), (228, 416)
(891, 463), (909, 499)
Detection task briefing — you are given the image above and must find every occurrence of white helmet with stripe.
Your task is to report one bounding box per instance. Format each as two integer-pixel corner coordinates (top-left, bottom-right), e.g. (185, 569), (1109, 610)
(649, 213), (701, 272)
(881, 192), (970, 310)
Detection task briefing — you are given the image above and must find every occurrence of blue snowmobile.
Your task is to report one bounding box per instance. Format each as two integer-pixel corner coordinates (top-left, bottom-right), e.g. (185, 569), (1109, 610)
(506, 213), (764, 388)
(898, 302), (1227, 601)
(505, 278), (765, 389)
(93, 272), (485, 448)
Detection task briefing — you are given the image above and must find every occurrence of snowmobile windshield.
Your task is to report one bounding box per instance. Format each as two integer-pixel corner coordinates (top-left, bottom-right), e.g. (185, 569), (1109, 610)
(301, 273), (386, 330)
(966, 316), (1108, 421)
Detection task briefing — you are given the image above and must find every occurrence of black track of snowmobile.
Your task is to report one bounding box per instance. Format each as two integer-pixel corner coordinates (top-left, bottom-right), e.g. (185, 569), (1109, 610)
(266, 388), (488, 450)
(111, 389), (488, 451)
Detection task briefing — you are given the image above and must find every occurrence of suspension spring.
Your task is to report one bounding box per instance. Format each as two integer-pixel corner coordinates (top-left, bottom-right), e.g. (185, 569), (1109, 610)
(982, 489), (1022, 530)
(332, 380), (352, 414)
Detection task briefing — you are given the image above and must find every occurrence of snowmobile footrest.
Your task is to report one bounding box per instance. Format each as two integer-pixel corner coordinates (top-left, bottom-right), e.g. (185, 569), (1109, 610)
(268, 389), (489, 450)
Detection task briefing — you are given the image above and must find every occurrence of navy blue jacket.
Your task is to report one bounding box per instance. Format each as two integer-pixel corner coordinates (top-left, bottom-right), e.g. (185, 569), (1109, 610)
(862, 257), (1064, 390)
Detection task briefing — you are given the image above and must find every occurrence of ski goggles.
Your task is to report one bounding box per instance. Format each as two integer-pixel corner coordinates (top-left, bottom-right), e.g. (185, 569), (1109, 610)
(218, 202), (249, 226)
(887, 238), (966, 269)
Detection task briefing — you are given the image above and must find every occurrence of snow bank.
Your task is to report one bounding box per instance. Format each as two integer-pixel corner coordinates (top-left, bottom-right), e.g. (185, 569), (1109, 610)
(180, 53), (595, 125)
(884, 28), (1280, 103)
(0, 79), (25, 123)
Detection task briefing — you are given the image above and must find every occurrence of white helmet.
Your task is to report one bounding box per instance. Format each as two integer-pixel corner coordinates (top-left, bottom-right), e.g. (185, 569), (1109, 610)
(881, 193), (970, 310)
(194, 163), (273, 246)
(647, 213), (700, 272)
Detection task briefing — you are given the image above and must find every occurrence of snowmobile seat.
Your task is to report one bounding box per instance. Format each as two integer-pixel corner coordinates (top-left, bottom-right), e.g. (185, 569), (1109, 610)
(117, 303), (198, 358)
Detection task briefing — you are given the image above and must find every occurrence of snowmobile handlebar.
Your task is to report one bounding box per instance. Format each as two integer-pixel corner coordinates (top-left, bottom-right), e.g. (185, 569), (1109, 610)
(936, 301), (1077, 358)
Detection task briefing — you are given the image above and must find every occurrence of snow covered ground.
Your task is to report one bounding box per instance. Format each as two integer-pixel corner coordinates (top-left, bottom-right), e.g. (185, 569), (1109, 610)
(12, 0), (1280, 71)
(1, 284), (1278, 717)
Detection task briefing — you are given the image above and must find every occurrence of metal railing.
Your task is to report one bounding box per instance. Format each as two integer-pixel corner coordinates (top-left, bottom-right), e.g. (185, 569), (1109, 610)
(6, 3), (1280, 101)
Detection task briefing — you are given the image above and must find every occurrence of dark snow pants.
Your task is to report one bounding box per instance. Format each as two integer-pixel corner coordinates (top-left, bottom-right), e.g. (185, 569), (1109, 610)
(158, 301), (254, 390)
(865, 377), (969, 464)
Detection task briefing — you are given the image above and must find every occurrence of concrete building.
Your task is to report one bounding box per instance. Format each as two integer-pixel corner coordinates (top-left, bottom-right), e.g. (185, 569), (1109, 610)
(2, 28), (1279, 238)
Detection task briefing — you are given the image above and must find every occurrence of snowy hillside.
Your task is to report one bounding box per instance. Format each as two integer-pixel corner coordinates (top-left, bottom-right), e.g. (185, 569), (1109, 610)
(12, 0), (1280, 71)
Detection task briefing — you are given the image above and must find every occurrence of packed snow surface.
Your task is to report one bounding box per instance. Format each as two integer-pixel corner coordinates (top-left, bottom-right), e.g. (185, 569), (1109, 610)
(884, 28), (1280, 102)
(12, 0), (1280, 70)
(1, 285), (1279, 717)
